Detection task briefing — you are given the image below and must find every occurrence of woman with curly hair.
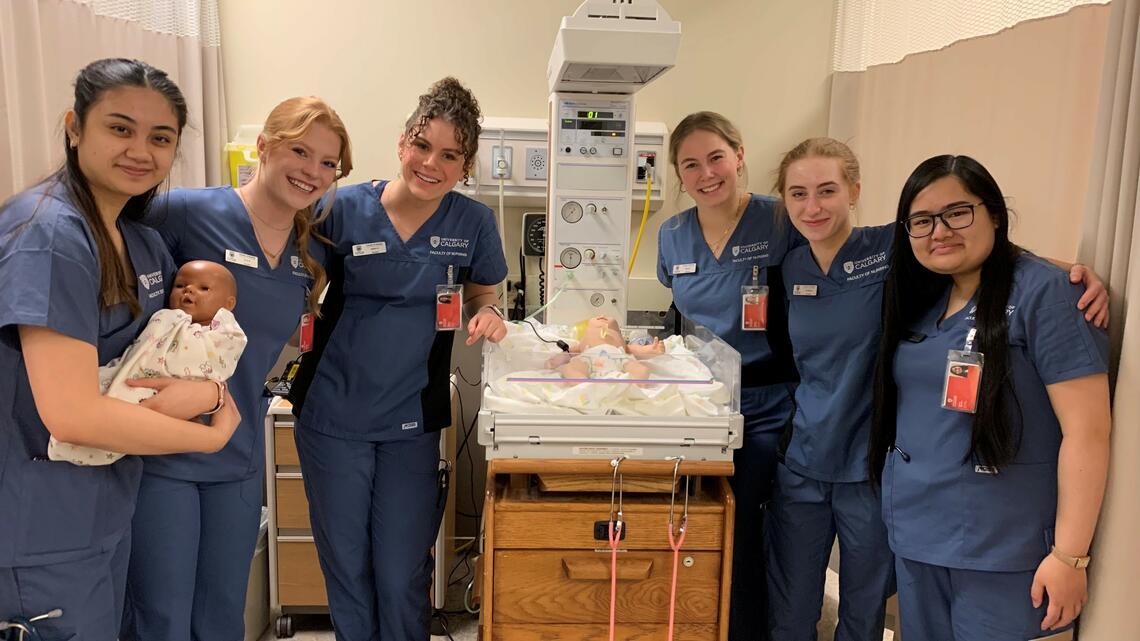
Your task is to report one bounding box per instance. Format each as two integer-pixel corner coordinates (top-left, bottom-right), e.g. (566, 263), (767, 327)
(287, 76), (507, 640)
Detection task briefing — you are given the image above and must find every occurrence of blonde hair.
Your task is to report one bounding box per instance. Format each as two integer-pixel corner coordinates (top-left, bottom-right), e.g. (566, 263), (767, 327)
(669, 111), (746, 188)
(257, 96), (353, 314)
(773, 137), (860, 201)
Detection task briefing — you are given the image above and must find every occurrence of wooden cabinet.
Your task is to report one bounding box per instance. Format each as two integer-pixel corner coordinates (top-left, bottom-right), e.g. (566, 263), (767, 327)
(481, 459), (735, 641)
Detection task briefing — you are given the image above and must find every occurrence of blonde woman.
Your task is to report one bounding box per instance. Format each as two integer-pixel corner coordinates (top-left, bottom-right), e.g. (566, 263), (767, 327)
(122, 96), (353, 641)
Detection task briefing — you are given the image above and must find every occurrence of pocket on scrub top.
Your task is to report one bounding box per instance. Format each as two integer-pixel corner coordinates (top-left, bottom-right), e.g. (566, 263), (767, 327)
(343, 253), (446, 306)
(962, 461), (1056, 565)
(17, 459), (100, 557)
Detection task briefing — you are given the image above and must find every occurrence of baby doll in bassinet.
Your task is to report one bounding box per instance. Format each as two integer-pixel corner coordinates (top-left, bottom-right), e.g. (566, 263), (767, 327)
(549, 315), (665, 380)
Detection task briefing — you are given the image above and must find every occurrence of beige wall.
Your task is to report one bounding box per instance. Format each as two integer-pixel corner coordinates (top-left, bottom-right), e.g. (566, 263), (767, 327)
(218, 0), (836, 297)
(219, 0), (836, 533)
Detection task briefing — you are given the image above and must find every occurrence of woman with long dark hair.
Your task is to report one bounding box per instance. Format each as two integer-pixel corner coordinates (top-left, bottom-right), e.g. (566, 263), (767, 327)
(0, 58), (239, 640)
(870, 155), (1111, 640)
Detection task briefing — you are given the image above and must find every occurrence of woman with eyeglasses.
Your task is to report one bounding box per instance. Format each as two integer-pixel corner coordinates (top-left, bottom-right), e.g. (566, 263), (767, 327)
(767, 139), (1108, 641)
(870, 155), (1111, 640)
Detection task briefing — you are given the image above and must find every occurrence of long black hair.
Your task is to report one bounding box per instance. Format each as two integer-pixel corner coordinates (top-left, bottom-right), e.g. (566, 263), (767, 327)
(60, 58), (187, 315)
(870, 155), (1023, 484)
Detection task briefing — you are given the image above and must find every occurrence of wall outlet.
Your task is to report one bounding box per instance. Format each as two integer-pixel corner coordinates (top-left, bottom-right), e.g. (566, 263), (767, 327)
(525, 147), (547, 180)
(491, 145), (512, 179)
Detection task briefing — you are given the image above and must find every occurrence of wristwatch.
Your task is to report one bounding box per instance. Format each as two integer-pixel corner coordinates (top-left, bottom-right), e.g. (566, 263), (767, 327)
(1051, 546), (1091, 569)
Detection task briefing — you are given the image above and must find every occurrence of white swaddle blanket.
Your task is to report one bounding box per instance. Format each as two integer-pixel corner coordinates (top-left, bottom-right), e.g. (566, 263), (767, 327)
(483, 322), (730, 416)
(48, 308), (247, 465)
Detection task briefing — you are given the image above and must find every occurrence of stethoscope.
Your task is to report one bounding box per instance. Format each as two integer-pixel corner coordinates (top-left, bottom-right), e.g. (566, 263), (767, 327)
(666, 456), (690, 641)
(0, 608), (62, 641)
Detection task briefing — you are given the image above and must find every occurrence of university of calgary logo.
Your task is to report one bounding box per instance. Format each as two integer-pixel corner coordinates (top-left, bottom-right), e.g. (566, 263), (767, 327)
(291, 255), (301, 269)
(430, 236), (441, 248)
(843, 261), (855, 274)
(732, 246), (740, 257)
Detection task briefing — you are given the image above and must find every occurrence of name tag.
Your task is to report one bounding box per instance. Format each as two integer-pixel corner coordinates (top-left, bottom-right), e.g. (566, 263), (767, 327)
(792, 284), (818, 296)
(353, 242), (387, 257)
(672, 263), (697, 275)
(225, 249), (258, 269)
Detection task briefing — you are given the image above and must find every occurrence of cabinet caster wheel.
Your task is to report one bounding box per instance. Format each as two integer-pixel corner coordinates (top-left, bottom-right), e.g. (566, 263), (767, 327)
(275, 615), (295, 638)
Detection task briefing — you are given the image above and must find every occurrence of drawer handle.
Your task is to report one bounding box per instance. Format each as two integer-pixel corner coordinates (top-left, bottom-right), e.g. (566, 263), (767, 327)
(562, 558), (653, 581)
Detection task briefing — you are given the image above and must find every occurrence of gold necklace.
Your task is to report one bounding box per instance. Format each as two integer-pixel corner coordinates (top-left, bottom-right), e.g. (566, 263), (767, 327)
(707, 192), (748, 255)
(237, 190), (291, 260)
(238, 188), (294, 231)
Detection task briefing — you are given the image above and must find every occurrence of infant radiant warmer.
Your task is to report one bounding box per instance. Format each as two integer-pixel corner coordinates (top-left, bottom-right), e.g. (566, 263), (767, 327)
(478, 322), (744, 461)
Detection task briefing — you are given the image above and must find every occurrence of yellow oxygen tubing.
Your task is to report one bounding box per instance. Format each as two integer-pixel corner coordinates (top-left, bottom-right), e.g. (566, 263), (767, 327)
(628, 171), (652, 276)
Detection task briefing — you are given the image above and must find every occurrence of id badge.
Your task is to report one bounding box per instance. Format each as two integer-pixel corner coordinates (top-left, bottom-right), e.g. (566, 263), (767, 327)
(741, 285), (769, 331)
(436, 284), (464, 331)
(942, 349), (984, 413)
(299, 313), (314, 353)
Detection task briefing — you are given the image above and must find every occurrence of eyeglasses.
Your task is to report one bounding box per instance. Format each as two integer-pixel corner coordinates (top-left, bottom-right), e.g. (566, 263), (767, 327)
(902, 202), (982, 238)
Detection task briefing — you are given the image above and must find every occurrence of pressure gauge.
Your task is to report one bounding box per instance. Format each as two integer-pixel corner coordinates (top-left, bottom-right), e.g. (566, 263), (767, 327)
(561, 201), (584, 223)
(590, 293), (605, 307)
(560, 247), (582, 269)
(522, 212), (545, 256)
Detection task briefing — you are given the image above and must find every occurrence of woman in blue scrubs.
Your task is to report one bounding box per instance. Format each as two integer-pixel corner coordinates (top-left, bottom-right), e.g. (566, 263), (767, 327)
(768, 139), (1108, 641)
(287, 77), (507, 641)
(871, 155), (1111, 640)
(657, 111), (799, 641)
(122, 97), (353, 641)
(765, 138), (897, 641)
(0, 58), (239, 641)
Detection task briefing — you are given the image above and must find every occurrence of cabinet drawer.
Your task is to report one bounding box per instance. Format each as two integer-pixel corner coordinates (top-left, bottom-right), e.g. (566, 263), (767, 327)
(275, 477), (311, 530)
(274, 426), (299, 466)
(494, 509), (724, 550)
(277, 540), (328, 606)
(493, 550), (721, 624)
(492, 623), (716, 640)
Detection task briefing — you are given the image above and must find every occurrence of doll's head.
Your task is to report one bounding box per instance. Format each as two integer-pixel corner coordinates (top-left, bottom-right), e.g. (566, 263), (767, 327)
(169, 260), (237, 324)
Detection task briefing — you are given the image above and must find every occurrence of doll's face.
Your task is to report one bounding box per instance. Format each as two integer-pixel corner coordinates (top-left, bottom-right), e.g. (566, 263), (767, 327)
(578, 316), (625, 350)
(170, 260), (237, 324)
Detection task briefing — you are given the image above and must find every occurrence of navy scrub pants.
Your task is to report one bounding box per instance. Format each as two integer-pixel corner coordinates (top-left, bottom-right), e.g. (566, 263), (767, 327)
(121, 472), (262, 641)
(729, 384), (794, 641)
(765, 462), (895, 641)
(1, 531), (131, 641)
(895, 556), (1071, 641)
(294, 426), (443, 641)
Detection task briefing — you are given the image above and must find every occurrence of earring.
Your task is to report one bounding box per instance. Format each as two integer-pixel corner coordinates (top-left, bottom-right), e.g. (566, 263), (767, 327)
(679, 184), (686, 194)
(737, 166), (743, 177)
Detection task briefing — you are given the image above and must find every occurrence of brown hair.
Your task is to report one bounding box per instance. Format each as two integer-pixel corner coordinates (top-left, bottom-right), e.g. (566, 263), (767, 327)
(773, 137), (860, 203)
(257, 96), (353, 314)
(668, 111), (745, 186)
(62, 59), (188, 316)
(403, 77), (482, 184)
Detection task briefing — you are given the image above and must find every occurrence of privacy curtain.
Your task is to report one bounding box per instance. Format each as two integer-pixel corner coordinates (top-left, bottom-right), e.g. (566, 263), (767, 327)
(0, 0), (227, 200)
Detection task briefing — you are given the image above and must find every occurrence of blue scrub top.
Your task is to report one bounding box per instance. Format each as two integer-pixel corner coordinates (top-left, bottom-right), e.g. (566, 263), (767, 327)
(295, 181), (507, 441)
(657, 194), (800, 383)
(783, 224), (893, 482)
(143, 187), (324, 481)
(884, 253), (1108, 572)
(0, 179), (173, 567)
